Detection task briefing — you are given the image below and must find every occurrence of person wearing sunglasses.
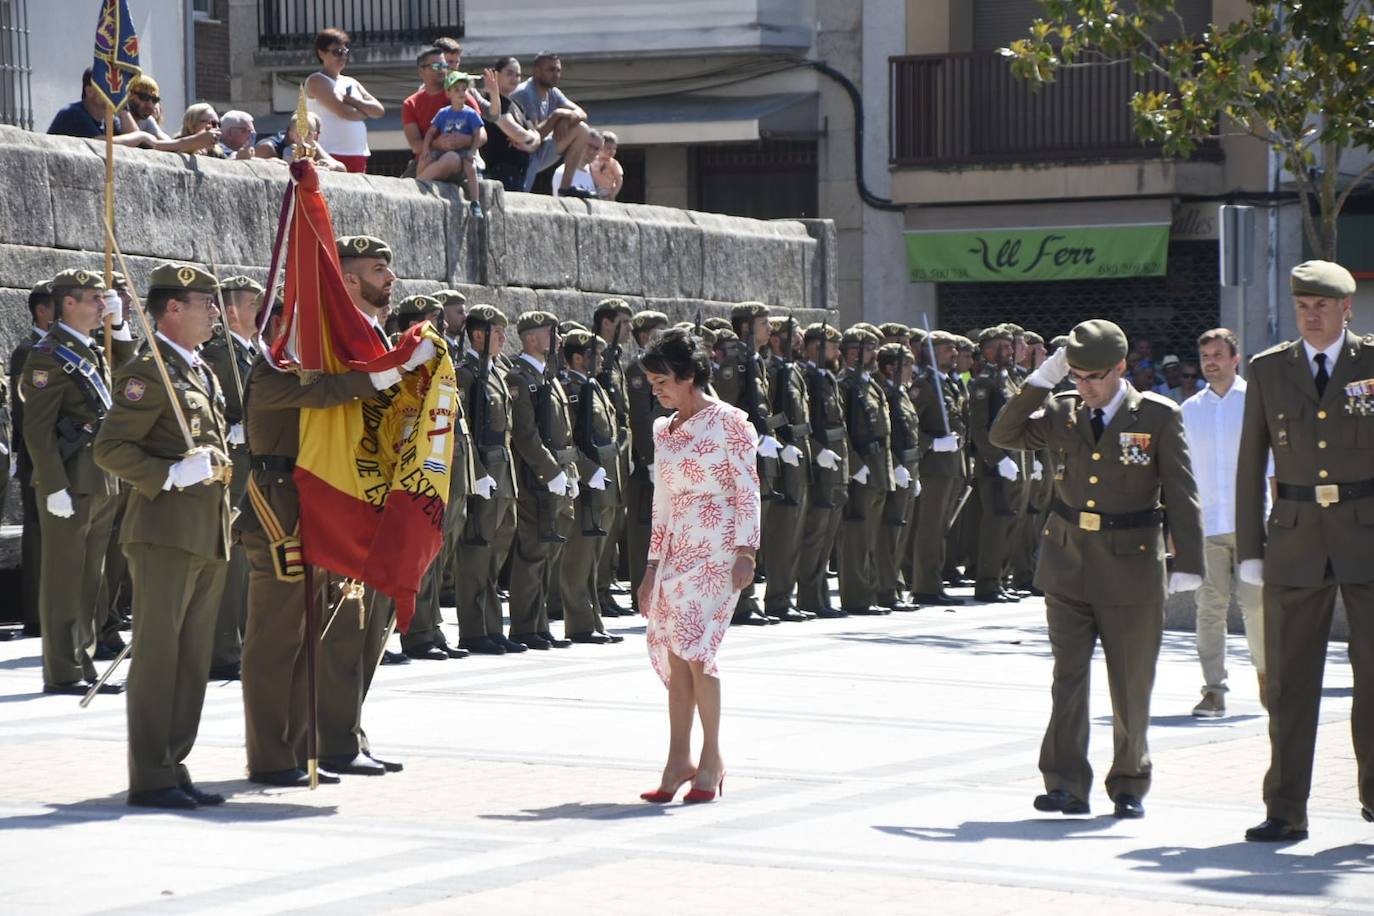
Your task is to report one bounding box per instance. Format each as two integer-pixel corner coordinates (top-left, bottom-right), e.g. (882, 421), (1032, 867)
(990, 319), (1204, 822)
(176, 103), (226, 158)
(401, 47), (450, 177)
(305, 27), (384, 173)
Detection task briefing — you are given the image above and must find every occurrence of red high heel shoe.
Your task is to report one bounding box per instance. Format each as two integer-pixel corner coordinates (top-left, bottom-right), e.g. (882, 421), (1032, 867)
(640, 773), (694, 804)
(683, 772), (725, 804)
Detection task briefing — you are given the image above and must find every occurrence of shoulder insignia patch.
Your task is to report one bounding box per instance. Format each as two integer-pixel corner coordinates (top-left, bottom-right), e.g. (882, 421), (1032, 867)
(973, 388), (986, 399)
(124, 378), (146, 402)
(721, 366), (735, 379)
(630, 374), (644, 388)
(30, 369), (48, 389)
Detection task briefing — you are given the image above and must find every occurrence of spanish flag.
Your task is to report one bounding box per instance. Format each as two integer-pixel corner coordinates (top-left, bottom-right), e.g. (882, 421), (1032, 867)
(270, 159), (456, 631)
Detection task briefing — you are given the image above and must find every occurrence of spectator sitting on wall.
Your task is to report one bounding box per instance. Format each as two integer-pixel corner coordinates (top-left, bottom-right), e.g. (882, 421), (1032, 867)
(417, 71), (487, 218)
(510, 52), (594, 197)
(178, 103), (227, 157)
(401, 46), (450, 177)
(48, 68), (166, 147)
(254, 112), (347, 172)
(551, 128), (602, 199)
(305, 27), (384, 173)
(478, 57), (542, 192)
(590, 129), (623, 200)
(115, 74), (220, 154)
(217, 110), (257, 159)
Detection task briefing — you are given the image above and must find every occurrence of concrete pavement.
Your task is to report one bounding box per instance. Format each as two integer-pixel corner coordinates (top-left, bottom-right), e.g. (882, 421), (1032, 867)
(1, 584), (1370, 914)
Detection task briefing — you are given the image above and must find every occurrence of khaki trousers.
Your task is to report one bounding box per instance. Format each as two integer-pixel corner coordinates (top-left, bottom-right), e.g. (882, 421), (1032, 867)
(39, 489), (118, 685)
(797, 497), (843, 612)
(912, 474), (961, 595)
(124, 542), (226, 792)
(402, 500), (465, 650)
(239, 527), (308, 773)
(625, 473), (653, 609)
(211, 450), (252, 667)
(319, 585), (390, 759)
(1195, 532), (1265, 691)
(1040, 592), (1162, 804)
(19, 473), (42, 634)
(559, 502), (612, 635)
(839, 481), (886, 608)
(455, 495), (516, 640)
(763, 476), (808, 612)
(974, 474), (1024, 593)
(509, 493), (573, 635)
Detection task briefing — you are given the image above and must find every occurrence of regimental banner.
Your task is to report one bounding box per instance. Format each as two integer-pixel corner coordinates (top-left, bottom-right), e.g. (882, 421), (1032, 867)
(91, 0), (141, 112)
(904, 223), (1169, 283)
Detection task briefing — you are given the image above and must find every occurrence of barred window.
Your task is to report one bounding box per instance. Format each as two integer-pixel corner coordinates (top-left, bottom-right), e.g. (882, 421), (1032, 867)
(0, 0), (32, 130)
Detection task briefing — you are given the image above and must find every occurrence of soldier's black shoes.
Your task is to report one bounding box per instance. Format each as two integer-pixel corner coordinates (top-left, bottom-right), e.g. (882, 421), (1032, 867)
(1033, 790), (1090, 815)
(404, 642), (450, 661)
(569, 631), (611, 644)
(319, 754), (386, 776)
(809, 608), (848, 619)
(0, 628), (16, 641)
(208, 663), (242, 680)
(771, 607), (812, 622)
(912, 592), (965, 606)
(1113, 795), (1144, 819)
(600, 600), (626, 618)
(439, 642), (470, 659)
(974, 590), (1018, 604)
(511, 632), (553, 650)
(1246, 818), (1308, 842)
(44, 680), (124, 696)
(881, 600), (918, 613)
(180, 782), (225, 806)
(459, 636), (507, 655)
(1362, 806), (1373, 823)
(731, 610), (771, 626)
(93, 642), (120, 661)
(365, 752), (403, 773)
(497, 635), (529, 653)
(597, 631), (625, 643)
(842, 606), (890, 616)
(537, 631), (573, 648)
(249, 768), (339, 787)
(380, 650), (410, 666)
(128, 786), (198, 809)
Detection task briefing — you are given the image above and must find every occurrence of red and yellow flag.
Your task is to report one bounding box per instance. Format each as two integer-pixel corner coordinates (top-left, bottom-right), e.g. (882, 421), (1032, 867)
(271, 160), (456, 631)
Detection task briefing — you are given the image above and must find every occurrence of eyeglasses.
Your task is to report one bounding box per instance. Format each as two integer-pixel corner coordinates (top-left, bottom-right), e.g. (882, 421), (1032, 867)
(1068, 369), (1113, 384)
(329, 46), (350, 57)
(425, 61), (448, 71)
(134, 91), (160, 104)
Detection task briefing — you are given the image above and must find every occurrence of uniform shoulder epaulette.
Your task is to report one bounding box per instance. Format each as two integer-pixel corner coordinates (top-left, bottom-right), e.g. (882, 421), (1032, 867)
(1137, 390), (1180, 412)
(1050, 389), (1082, 404)
(1252, 339), (1297, 362)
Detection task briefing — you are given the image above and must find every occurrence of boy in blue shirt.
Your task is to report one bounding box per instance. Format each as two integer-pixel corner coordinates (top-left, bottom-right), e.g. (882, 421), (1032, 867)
(418, 71), (487, 217)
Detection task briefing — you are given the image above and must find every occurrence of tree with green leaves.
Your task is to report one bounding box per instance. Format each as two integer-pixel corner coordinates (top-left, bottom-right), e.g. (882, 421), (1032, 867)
(1003, 0), (1374, 259)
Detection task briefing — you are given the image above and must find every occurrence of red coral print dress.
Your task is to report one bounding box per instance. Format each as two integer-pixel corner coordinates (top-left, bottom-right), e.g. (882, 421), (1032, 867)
(644, 401), (760, 686)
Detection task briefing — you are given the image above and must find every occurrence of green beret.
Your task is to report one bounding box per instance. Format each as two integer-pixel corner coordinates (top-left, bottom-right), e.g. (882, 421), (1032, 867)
(695, 326), (718, 346)
(1290, 259), (1355, 298)
(928, 330), (958, 346)
(148, 262), (220, 295)
(465, 304), (509, 328)
(768, 316), (789, 333)
(336, 235), (392, 263)
(1049, 335), (1070, 350)
(879, 322), (911, 339)
(1066, 319), (1129, 372)
(954, 336), (975, 351)
(110, 271), (127, 285)
(909, 327), (928, 344)
(559, 319), (589, 334)
(562, 328), (597, 354)
(978, 325), (1013, 345)
(30, 280), (53, 297)
(1001, 322), (1025, 336)
(219, 275), (265, 295)
(853, 322), (883, 339)
(842, 326), (879, 346)
(713, 327), (738, 343)
(596, 296), (632, 315)
(516, 310), (559, 334)
(731, 301), (769, 322)
(674, 321), (696, 332)
(877, 342), (912, 369)
(803, 322), (841, 344)
(703, 316), (732, 332)
(1023, 330), (1044, 345)
(50, 268), (106, 291)
(631, 310), (670, 332)
(432, 288), (467, 307)
(396, 294), (442, 318)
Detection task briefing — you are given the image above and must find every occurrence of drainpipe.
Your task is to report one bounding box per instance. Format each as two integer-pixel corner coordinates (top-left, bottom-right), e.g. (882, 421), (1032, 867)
(184, 0), (197, 107)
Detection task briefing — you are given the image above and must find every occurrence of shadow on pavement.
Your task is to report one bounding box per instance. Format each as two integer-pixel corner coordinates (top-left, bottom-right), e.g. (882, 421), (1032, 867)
(0, 784), (336, 829)
(1120, 841), (1374, 897)
(874, 816), (1119, 842)
(834, 633), (1054, 657)
(1145, 714), (1264, 728)
(480, 802), (673, 823)
(1324, 686), (1354, 699)
(0, 654), (43, 670)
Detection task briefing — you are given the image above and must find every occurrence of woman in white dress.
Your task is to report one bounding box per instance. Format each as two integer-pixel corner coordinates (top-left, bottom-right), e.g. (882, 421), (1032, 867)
(304, 28), (384, 173)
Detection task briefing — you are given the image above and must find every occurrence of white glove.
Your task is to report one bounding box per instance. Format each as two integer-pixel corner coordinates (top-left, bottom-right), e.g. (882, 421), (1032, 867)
(997, 456), (1020, 481)
(45, 489), (75, 518)
(402, 338), (436, 372)
(100, 289), (121, 321)
(852, 464), (870, 485)
(474, 475), (496, 499)
(757, 435), (781, 458)
(1239, 559), (1264, 587)
(815, 448), (840, 470)
(369, 368), (402, 390)
(166, 450), (215, 489)
(931, 435), (961, 453)
(1027, 346), (1070, 389)
(1032, 459), (1044, 481)
(894, 466), (912, 489)
(547, 470), (569, 494)
(567, 477), (580, 499)
(1168, 572), (1203, 595)
(587, 467), (608, 490)
(912, 478), (922, 498)
(780, 444), (802, 467)
(228, 423), (246, 446)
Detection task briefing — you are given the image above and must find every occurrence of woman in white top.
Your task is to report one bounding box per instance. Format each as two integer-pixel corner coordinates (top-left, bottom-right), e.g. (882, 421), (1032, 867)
(304, 28), (384, 173)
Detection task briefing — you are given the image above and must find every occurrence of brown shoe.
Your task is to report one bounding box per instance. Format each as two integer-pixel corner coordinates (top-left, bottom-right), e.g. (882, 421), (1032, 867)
(1258, 671), (1269, 711)
(1192, 691), (1225, 718)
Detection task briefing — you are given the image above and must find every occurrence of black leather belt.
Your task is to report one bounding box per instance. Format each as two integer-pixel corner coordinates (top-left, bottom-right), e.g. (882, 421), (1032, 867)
(1276, 479), (1374, 507)
(1052, 499), (1163, 532)
(250, 455), (296, 473)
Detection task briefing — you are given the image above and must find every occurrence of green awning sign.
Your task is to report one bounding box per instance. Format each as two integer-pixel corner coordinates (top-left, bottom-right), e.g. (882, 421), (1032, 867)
(904, 223), (1169, 283)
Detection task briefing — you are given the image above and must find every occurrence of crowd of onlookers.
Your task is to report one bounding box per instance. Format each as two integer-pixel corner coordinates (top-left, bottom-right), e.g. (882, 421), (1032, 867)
(46, 31), (624, 218)
(1124, 335), (1206, 404)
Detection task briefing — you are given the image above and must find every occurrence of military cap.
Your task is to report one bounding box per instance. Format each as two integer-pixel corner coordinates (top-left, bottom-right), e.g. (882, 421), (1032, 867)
(396, 293), (442, 318)
(1065, 319), (1129, 372)
(803, 322), (841, 344)
(30, 279), (53, 297)
(596, 296), (633, 315)
(50, 268), (106, 291)
(1290, 259), (1356, 298)
(110, 271), (127, 286)
(559, 319), (588, 334)
(877, 342), (913, 369)
(148, 262), (220, 294)
(336, 235), (392, 263)
(432, 288), (467, 306)
(954, 335), (975, 351)
(673, 320), (695, 332)
(909, 327), (928, 345)
(842, 326), (879, 346)
(879, 322), (911, 339)
(977, 325), (1013, 345)
(219, 275), (265, 295)
(1001, 322), (1025, 336)
(695, 325), (718, 346)
(1049, 335), (1070, 351)
(465, 304), (509, 328)
(928, 330), (958, 346)
(631, 309), (670, 332)
(713, 327), (738, 343)
(768, 316), (789, 334)
(562, 328), (597, 354)
(854, 322), (883, 339)
(731, 301), (770, 322)
(1023, 330), (1044, 346)
(516, 310), (559, 334)
(703, 316), (732, 332)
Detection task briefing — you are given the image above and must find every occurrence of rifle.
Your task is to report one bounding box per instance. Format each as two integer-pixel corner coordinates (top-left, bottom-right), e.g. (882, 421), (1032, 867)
(576, 368), (609, 537)
(461, 324), (493, 546)
(532, 326), (568, 544)
(921, 312), (951, 437)
(771, 312), (801, 507)
(743, 319), (781, 501)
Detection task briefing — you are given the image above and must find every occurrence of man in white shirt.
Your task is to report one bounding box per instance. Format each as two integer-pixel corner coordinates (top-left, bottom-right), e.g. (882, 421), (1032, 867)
(1180, 328), (1266, 718)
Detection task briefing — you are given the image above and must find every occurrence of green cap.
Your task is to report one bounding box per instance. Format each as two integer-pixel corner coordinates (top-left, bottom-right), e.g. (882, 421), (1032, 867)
(1049, 335), (1070, 350)
(954, 335), (975, 351)
(50, 268), (106, 291)
(877, 342), (912, 371)
(516, 310), (559, 334)
(695, 325), (718, 346)
(148, 262), (220, 294)
(432, 288), (467, 307)
(909, 327), (928, 345)
(712, 327), (738, 344)
(562, 328), (597, 354)
(842, 326), (879, 346)
(1023, 330), (1044, 346)
(631, 309), (670, 332)
(336, 235), (393, 263)
(396, 294), (442, 318)
(1001, 322), (1025, 336)
(30, 279), (53, 298)
(219, 275), (265, 295)
(977, 325), (1013, 346)
(928, 330), (959, 346)
(1290, 259), (1355, 298)
(879, 322), (911, 339)
(1065, 319), (1129, 372)
(559, 319), (589, 334)
(703, 316), (732, 332)
(803, 322), (841, 344)
(731, 301), (769, 322)
(444, 71), (472, 90)
(465, 304), (508, 328)
(596, 296), (633, 315)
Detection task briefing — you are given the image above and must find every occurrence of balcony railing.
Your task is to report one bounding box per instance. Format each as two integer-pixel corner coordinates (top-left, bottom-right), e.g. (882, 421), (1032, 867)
(890, 51), (1211, 167)
(258, 0), (464, 51)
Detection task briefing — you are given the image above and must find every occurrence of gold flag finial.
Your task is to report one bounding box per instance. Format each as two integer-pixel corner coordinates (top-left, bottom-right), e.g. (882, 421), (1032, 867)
(293, 84), (316, 160)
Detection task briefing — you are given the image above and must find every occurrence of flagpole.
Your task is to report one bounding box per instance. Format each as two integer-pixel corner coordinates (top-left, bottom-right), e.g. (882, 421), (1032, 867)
(102, 109), (115, 383)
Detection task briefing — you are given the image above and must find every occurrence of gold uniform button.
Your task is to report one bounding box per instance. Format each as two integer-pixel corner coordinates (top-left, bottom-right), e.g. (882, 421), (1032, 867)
(1089, 475), (1099, 484)
(1139, 545), (1147, 552)
(1092, 452), (1102, 461)
(1086, 499), (1097, 508)
(1318, 410), (1328, 419)
(1318, 440), (1327, 449)
(1319, 470), (1329, 479)
(1277, 413), (1285, 420)
(1043, 528), (1050, 536)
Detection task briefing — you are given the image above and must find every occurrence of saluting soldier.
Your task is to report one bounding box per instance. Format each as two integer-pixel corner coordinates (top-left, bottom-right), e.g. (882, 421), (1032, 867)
(94, 263), (234, 809)
(762, 316), (814, 622)
(990, 319), (1204, 820)
(22, 269), (135, 693)
(1238, 261), (1374, 842)
(11, 281), (56, 637)
(624, 310), (671, 611)
(910, 330), (969, 605)
(796, 323), (847, 617)
(837, 326), (894, 615)
(875, 342), (919, 611)
(592, 298), (634, 618)
(967, 326), (1027, 603)
(203, 274), (263, 680)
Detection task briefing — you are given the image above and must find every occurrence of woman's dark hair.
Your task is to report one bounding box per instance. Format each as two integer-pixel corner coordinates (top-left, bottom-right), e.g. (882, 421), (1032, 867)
(315, 28), (350, 63)
(640, 327), (710, 389)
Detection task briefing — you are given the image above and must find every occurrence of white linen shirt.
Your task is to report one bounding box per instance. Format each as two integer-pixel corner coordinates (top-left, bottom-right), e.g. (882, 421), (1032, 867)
(1180, 377), (1270, 537)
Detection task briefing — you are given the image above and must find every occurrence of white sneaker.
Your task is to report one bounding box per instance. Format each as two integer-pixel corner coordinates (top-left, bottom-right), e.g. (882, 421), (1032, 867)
(1192, 691), (1225, 718)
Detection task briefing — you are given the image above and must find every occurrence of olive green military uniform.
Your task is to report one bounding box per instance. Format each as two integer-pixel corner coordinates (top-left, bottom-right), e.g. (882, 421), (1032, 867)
(968, 353), (1028, 599)
(21, 270), (135, 687)
(838, 350), (895, 611)
(10, 319), (46, 636)
(797, 329), (849, 614)
(990, 319), (1204, 806)
(763, 344), (812, 615)
(878, 364), (921, 606)
(910, 356), (970, 597)
(594, 302), (634, 616)
(92, 265), (232, 795)
(624, 312), (671, 608)
(507, 312), (579, 640)
(1237, 261), (1374, 832)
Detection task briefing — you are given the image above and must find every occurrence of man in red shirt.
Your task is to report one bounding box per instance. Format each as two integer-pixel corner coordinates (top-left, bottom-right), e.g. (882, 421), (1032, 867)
(402, 47), (451, 175)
